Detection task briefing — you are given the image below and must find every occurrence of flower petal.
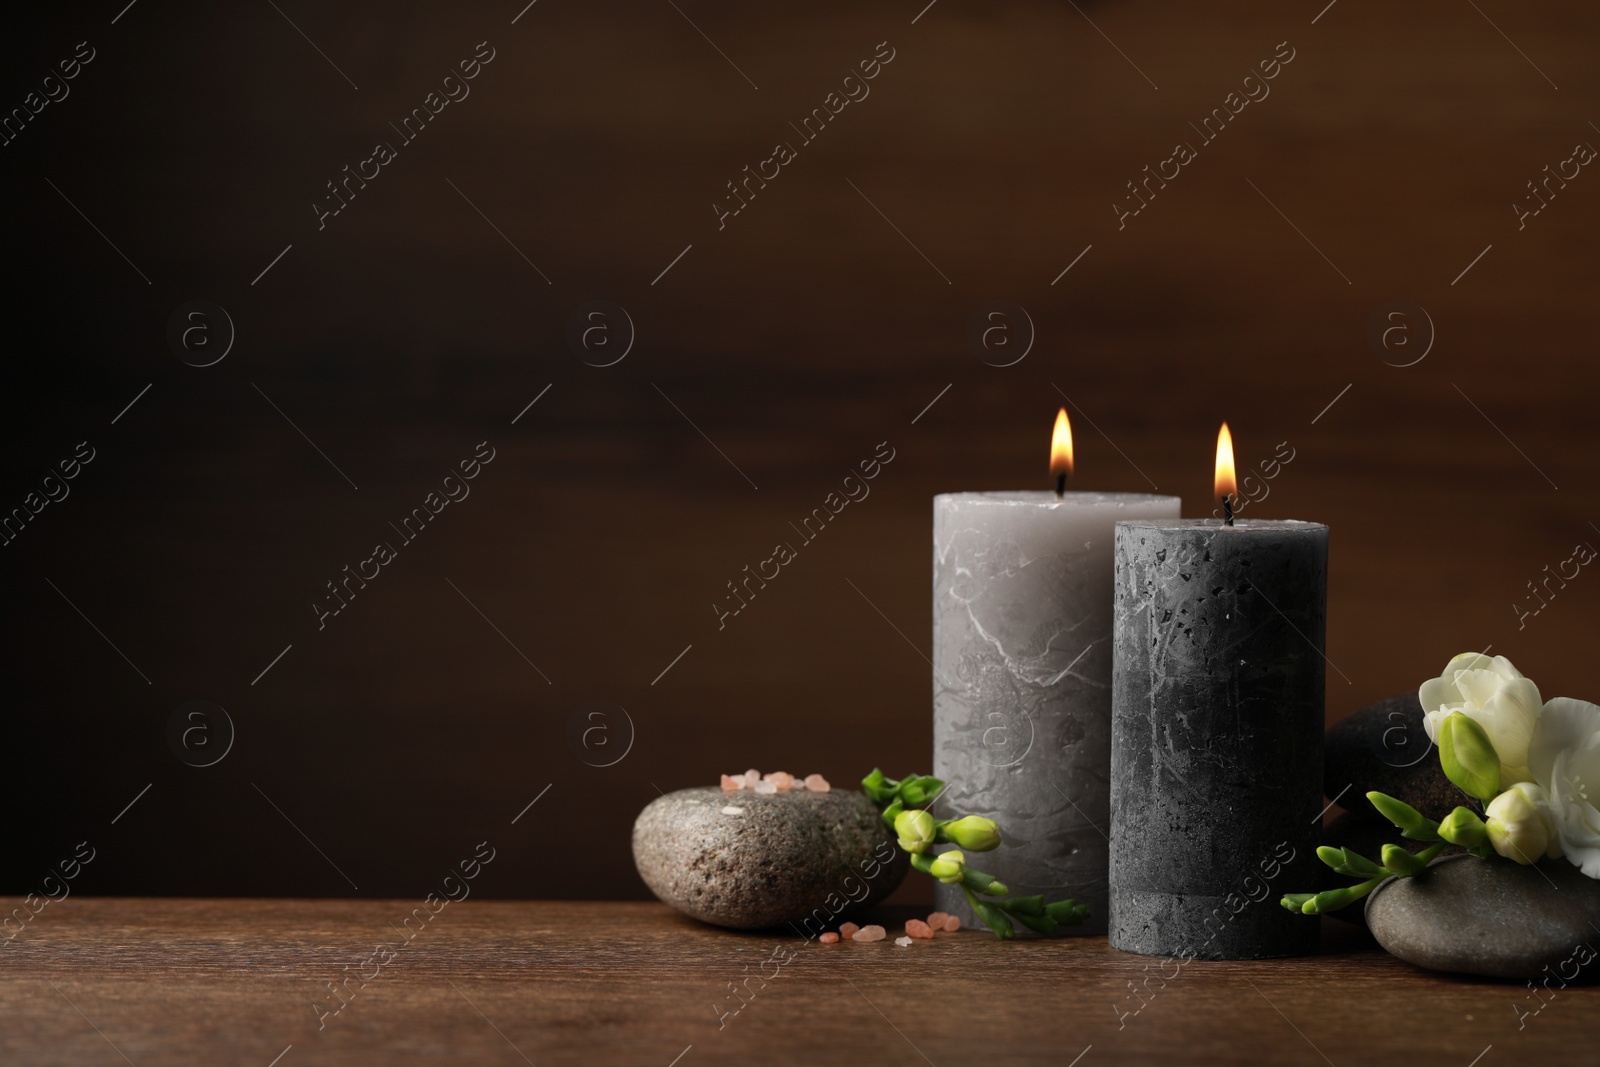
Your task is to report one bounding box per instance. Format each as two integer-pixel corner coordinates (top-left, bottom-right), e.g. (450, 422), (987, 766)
(1419, 676), (1458, 717)
(1421, 707), (1454, 745)
(1472, 689), (1540, 783)
(1488, 654), (1527, 680)
(1569, 735), (1600, 800)
(1547, 749), (1600, 876)
(1445, 652), (1495, 675)
(1504, 676), (1545, 718)
(1530, 697), (1600, 790)
(1455, 668), (1508, 708)
(1421, 653), (1499, 715)
(1568, 848), (1600, 879)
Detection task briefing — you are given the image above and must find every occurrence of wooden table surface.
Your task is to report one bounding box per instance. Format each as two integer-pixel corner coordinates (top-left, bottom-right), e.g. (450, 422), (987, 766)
(0, 899), (1590, 1066)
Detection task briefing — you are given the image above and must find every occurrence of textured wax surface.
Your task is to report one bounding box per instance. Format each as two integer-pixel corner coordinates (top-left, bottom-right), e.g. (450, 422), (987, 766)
(932, 492), (1179, 932)
(1110, 520), (1327, 959)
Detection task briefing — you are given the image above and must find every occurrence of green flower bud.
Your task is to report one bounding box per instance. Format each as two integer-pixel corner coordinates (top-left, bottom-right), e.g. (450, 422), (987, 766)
(1439, 712), (1501, 804)
(965, 888), (1015, 940)
(896, 775), (944, 806)
(1045, 899), (1089, 924)
(926, 849), (966, 884)
(1366, 792), (1441, 841)
(1301, 887), (1351, 915)
(939, 815), (1002, 851)
(1437, 806), (1489, 850)
(1011, 912), (1060, 937)
(861, 768), (897, 804)
(1301, 873), (1388, 915)
(1316, 846), (1384, 879)
(961, 869), (1007, 896)
(1380, 844), (1425, 877)
(961, 865), (1005, 896)
(894, 809), (937, 854)
(1485, 782), (1557, 864)
(1000, 894), (1045, 916)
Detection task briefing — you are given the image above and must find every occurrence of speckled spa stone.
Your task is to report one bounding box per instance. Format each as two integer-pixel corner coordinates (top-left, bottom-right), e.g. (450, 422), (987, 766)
(1366, 854), (1600, 980)
(932, 491), (1181, 934)
(632, 788), (907, 931)
(1110, 519), (1327, 959)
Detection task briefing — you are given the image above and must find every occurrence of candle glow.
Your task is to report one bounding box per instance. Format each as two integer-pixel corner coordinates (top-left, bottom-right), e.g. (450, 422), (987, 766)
(1051, 408), (1074, 495)
(1214, 422), (1237, 508)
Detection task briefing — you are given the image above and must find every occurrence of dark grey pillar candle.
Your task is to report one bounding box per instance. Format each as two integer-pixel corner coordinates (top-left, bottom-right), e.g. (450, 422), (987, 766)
(1109, 518), (1327, 959)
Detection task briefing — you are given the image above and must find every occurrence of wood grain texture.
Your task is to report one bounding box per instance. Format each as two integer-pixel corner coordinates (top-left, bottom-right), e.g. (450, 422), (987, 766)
(0, 898), (1592, 1065)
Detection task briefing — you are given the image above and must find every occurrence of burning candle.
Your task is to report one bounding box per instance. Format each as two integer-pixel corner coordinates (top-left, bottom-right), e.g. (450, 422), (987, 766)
(932, 410), (1180, 934)
(1109, 423), (1327, 959)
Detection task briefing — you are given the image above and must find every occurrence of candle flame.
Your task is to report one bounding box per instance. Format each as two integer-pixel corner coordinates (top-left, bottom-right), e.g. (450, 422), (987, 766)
(1214, 421), (1237, 505)
(1050, 408), (1074, 480)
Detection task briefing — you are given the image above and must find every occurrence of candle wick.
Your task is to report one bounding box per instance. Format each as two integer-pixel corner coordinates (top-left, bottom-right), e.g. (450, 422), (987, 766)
(1055, 472), (1066, 499)
(1223, 494), (1234, 526)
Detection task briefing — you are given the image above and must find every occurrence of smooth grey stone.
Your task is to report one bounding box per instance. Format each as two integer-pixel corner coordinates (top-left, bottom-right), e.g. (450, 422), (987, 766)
(1366, 854), (1600, 979)
(1314, 810), (1462, 926)
(633, 787), (907, 931)
(1325, 694), (1460, 820)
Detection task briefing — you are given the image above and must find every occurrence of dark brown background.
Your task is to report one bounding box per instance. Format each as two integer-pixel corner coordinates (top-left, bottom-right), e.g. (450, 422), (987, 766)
(2, 0), (1595, 902)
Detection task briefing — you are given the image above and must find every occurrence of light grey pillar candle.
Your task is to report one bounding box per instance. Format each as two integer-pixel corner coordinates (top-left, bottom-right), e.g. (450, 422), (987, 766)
(933, 491), (1181, 933)
(1110, 518), (1327, 959)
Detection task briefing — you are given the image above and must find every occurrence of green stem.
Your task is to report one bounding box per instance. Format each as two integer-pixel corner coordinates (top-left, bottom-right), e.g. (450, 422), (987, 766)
(1287, 838), (1451, 915)
(1303, 873), (1387, 914)
(960, 867), (1005, 896)
(963, 886), (1014, 939)
(908, 852), (1007, 896)
(1345, 874), (1387, 901)
(1413, 841), (1447, 866)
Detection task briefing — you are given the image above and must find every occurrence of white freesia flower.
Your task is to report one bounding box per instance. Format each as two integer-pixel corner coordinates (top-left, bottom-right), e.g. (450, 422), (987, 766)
(1484, 782), (1560, 864)
(1528, 697), (1600, 878)
(1419, 653), (1543, 785)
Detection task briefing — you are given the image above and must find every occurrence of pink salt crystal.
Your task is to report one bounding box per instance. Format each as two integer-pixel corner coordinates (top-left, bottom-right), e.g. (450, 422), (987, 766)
(943, 915), (960, 932)
(721, 774), (742, 791)
(895, 936), (913, 947)
(819, 932), (840, 944)
(745, 769), (760, 785)
(927, 912), (948, 930)
(765, 771), (795, 793)
(839, 922), (859, 940)
(905, 919), (934, 940)
(804, 774), (830, 793)
(852, 925), (886, 943)
(753, 779), (777, 795)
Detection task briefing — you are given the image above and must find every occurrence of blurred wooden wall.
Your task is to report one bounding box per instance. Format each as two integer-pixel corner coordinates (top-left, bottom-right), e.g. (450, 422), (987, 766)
(1, 0), (1596, 899)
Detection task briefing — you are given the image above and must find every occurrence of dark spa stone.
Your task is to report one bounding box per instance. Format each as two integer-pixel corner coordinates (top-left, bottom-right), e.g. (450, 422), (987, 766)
(1324, 693), (1462, 821)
